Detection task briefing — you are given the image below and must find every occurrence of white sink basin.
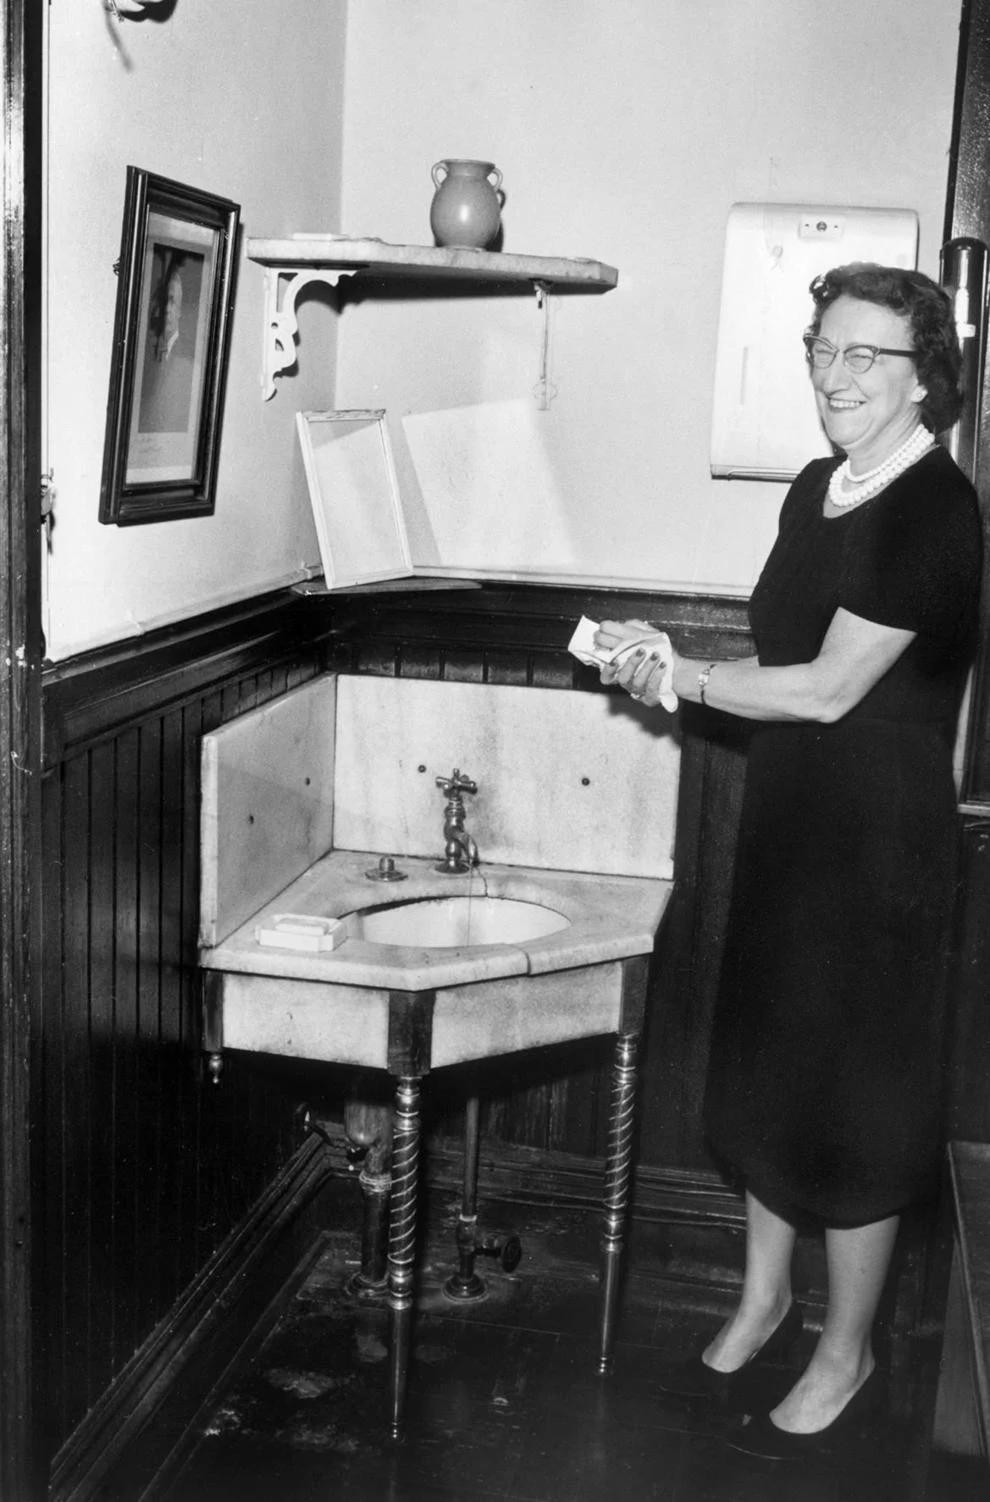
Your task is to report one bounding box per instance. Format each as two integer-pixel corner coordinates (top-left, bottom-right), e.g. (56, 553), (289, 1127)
(344, 895), (570, 949)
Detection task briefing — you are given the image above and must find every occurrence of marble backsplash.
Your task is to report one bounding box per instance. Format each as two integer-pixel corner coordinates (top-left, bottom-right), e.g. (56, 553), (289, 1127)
(201, 672), (681, 947)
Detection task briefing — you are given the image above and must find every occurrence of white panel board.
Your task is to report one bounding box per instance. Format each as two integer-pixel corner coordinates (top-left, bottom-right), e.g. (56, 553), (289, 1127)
(200, 676), (337, 946)
(710, 203), (918, 481)
(297, 409), (413, 588)
(401, 400), (584, 576)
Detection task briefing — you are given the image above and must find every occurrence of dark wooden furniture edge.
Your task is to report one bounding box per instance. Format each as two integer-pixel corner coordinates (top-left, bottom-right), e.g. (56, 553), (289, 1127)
(933, 1140), (990, 1459)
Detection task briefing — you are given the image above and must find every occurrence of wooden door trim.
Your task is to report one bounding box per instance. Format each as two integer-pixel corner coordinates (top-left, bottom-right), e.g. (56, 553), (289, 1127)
(945, 0), (990, 804)
(1, 0), (43, 1495)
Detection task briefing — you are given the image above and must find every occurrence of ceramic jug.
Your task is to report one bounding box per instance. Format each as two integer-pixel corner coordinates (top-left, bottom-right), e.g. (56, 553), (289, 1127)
(430, 159), (504, 249)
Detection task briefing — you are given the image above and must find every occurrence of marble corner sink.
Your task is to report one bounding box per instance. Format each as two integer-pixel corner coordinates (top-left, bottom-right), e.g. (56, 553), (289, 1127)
(199, 850), (674, 1071)
(344, 895), (570, 949)
(201, 850), (671, 993)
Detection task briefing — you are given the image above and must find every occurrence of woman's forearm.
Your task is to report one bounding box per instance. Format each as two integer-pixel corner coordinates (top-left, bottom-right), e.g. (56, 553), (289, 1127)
(672, 609), (914, 722)
(672, 654), (835, 722)
(599, 610), (916, 724)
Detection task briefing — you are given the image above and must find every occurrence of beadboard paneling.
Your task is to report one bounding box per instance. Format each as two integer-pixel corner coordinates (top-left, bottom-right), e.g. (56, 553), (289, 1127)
(39, 595), (333, 1456)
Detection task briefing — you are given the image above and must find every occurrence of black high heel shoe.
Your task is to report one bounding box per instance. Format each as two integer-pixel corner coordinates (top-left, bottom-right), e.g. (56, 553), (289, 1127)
(654, 1301), (804, 1405)
(727, 1364), (884, 1460)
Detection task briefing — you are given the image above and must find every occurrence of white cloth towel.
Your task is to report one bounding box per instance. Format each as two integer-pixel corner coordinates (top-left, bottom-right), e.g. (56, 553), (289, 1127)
(567, 615), (678, 712)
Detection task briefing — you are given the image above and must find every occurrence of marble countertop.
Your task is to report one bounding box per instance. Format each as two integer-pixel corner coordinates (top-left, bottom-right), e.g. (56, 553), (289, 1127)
(200, 850), (674, 993)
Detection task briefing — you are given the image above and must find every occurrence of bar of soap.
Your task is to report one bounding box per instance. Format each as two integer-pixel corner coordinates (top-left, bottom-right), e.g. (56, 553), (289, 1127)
(254, 913), (346, 952)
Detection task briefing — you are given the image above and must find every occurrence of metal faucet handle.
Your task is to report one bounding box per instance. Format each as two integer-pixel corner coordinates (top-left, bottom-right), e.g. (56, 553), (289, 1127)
(436, 768), (477, 796)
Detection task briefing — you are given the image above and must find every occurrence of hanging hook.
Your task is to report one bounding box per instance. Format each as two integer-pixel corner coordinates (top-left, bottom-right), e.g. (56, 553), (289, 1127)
(532, 280), (558, 410)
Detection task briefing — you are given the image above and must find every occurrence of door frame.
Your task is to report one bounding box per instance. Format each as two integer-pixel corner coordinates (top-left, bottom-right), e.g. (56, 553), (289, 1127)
(0, 0), (43, 1496)
(946, 0), (990, 803)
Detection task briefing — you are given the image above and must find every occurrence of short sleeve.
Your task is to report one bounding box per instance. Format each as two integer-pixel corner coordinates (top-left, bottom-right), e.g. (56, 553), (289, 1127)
(838, 459), (983, 640)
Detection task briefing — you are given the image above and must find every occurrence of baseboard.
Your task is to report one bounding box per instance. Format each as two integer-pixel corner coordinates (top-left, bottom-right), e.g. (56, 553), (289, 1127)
(48, 1136), (346, 1502)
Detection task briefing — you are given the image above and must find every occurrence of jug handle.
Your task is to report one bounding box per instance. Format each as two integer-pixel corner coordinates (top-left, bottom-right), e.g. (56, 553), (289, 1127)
(487, 166), (504, 196)
(431, 160), (448, 189)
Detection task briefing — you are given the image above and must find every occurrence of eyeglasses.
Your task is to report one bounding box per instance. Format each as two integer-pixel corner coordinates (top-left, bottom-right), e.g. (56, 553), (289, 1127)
(802, 334), (917, 374)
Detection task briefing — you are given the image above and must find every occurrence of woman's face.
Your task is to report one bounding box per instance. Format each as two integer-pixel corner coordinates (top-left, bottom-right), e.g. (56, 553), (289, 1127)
(811, 295), (926, 472)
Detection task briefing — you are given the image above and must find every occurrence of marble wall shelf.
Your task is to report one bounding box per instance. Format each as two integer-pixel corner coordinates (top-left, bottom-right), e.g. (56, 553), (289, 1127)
(246, 235), (619, 286)
(245, 235), (618, 399)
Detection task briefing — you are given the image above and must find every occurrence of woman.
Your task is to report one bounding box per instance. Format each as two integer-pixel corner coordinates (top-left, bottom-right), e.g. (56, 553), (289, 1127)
(596, 263), (983, 1459)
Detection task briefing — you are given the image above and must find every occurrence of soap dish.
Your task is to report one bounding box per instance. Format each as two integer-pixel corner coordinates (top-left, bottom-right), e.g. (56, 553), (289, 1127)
(255, 914), (346, 952)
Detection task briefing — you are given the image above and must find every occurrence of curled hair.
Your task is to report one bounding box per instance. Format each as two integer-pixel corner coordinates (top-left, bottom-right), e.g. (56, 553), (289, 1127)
(808, 263), (963, 433)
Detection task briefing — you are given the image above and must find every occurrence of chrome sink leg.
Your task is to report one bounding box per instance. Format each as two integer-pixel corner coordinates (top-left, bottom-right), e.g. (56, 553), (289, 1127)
(598, 1026), (641, 1375)
(444, 1094), (486, 1301)
(387, 1074), (422, 1441)
(444, 1092), (523, 1299)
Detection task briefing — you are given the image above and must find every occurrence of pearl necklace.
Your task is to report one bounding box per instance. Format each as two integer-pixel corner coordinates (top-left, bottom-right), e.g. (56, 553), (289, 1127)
(827, 424), (935, 509)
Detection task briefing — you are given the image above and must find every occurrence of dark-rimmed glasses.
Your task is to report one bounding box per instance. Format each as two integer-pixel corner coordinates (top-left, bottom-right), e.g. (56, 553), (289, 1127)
(802, 333), (917, 374)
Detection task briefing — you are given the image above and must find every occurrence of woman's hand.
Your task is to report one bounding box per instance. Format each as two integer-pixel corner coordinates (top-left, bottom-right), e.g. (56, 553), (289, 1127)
(595, 619), (680, 707)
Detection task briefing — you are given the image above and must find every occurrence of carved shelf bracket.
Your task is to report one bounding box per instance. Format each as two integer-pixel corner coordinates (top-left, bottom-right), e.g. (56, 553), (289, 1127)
(260, 267), (358, 400)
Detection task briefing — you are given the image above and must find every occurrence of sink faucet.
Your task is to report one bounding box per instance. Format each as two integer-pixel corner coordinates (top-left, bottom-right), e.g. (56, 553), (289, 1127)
(435, 769), (479, 874)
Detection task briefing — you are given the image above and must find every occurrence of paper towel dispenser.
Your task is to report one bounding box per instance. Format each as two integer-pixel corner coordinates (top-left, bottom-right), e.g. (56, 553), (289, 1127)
(710, 203), (919, 481)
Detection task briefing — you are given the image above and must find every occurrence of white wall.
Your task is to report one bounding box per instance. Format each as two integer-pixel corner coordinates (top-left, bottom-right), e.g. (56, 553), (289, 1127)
(337, 0), (963, 596)
(45, 0), (347, 659)
(44, 0), (964, 657)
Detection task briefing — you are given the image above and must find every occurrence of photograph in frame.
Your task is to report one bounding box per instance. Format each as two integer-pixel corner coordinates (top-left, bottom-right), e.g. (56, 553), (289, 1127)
(99, 167), (240, 524)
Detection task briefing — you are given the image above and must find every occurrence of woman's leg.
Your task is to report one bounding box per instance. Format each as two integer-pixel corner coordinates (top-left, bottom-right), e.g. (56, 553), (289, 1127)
(768, 1213), (899, 1433)
(704, 1189), (797, 1372)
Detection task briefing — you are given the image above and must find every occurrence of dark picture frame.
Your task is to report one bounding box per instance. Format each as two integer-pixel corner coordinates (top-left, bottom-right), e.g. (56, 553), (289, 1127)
(99, 167), (240, 525)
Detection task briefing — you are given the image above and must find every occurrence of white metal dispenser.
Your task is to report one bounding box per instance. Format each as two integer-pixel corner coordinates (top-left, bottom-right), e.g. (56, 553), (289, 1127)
(710, 203), (919, 481)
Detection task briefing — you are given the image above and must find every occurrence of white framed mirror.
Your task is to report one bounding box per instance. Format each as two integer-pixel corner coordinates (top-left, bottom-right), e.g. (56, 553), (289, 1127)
(296, 409), (412, 589)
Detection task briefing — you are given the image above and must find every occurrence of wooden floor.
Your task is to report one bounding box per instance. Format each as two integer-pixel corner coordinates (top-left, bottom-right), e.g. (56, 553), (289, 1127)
(158, 1189), (983, 1502)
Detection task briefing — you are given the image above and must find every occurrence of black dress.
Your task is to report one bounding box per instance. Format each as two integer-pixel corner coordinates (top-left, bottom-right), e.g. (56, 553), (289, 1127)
(704, 446), (983, 1226)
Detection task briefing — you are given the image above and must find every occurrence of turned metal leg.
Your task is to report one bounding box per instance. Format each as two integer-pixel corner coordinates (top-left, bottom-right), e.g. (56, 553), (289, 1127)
(598, 1027), (640, 1374)
(386, 1074), (422, 1440)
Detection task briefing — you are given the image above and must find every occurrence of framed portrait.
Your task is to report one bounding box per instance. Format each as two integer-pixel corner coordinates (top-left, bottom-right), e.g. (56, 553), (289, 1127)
(99, 167), (240, 525)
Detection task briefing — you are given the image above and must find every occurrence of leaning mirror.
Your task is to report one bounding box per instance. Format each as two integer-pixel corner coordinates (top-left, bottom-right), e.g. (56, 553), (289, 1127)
(296, 409), (412, 590)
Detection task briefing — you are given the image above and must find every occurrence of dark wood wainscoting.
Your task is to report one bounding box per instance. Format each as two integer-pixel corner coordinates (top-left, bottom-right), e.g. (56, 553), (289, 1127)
(38, 578), (951, 1494)
(38, 593), (336, 1478)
